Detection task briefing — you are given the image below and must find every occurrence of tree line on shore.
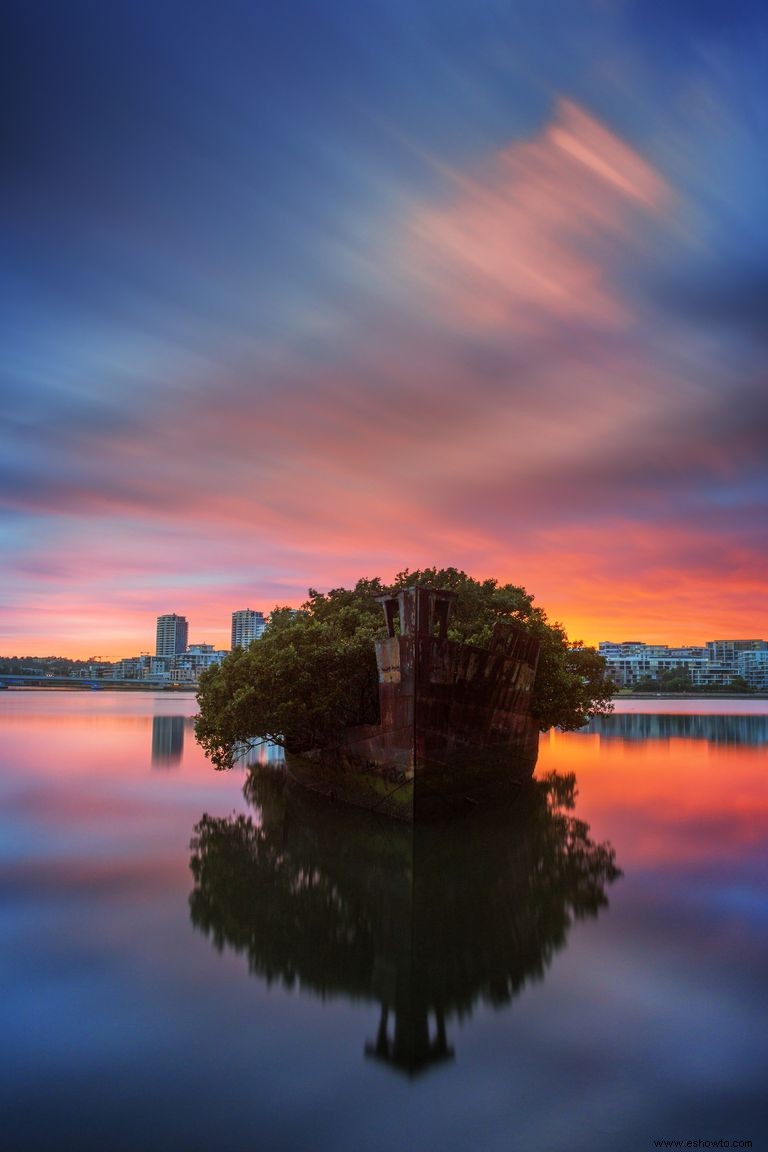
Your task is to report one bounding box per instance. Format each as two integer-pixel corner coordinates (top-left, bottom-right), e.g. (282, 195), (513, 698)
(0, 656), (104, 676)
(626, 670), (754, 694)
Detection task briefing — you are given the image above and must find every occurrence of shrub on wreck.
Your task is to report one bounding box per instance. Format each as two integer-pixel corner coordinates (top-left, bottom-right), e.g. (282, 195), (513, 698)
(195, 568), (615, 769)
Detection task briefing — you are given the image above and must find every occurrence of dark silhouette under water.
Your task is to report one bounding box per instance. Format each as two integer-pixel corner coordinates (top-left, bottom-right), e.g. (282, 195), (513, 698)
(189, 769), (621, 1075)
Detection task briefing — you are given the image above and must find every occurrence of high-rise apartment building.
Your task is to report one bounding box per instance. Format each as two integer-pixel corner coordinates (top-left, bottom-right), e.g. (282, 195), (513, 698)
(155, 613), (189, 657)
(231, 609), (266, 649)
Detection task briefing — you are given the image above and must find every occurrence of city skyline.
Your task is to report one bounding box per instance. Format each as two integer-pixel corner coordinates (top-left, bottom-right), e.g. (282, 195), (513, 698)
(4, 605), (768, 669)
(10, 602), (768, 661)
(2, 3), (767, 658)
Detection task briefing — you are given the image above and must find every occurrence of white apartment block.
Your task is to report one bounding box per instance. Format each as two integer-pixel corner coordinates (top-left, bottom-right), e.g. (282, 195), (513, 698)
(599, 639), (768, 689)
(113, 655), (170, 681)
(231, 609), (266, 649)
(170, 645), (228, 682)
(736, 649), (768, 690)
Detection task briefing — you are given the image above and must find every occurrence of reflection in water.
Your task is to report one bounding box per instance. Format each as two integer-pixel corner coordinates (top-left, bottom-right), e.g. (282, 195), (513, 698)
(150, 720), (282, 771)
(235, 738), (285, 768)
(189, 770), (621, 1075)
(583, 711), (768, 745)
(151, 715), (186, 766)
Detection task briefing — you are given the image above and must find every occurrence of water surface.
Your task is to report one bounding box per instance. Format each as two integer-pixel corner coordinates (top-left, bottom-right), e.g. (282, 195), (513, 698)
(1, 692), (766, 1151)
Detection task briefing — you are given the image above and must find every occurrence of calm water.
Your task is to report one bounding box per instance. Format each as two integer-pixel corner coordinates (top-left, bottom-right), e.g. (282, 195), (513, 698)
(1, 692), (766, 1151)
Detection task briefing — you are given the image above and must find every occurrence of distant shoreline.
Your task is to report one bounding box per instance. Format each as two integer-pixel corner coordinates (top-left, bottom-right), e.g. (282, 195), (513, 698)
(617, 692), (768, 700)
(3, 686), (767, 704)
(0, 684), (197, 693)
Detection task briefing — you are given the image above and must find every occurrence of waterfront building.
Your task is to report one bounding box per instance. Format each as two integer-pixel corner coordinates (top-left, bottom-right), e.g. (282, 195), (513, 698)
(599, 638), (768, 688)
(113, 654), (170, 681)
(171, 646), (228, 682)
(598, 642), (708, 686)
(736, 649), (768, 690)
(231, 609), (266, 649)
(69, 661), (115, 680)
(706, 639), (768, 664)
(156, 614), (189, 657)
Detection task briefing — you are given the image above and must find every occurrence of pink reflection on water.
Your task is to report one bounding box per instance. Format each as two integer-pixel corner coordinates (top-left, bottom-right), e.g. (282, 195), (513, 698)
(0, 691), (250, 882)
(538, 713), (768, 869)
(610, 697), (768, 715)
(0, 691), (207, 778)
(3, 690), (768, 878)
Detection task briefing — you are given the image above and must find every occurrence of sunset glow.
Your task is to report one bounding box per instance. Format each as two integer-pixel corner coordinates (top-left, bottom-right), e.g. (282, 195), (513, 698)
(2, 3), (766, 657)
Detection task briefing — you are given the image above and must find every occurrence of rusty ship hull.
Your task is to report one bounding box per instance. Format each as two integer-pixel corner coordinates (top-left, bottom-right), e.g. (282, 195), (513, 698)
(285, 587), (541, 821)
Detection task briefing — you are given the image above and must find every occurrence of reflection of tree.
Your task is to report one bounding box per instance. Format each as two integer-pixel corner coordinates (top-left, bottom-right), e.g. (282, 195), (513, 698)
(189, 771), (620, 1075)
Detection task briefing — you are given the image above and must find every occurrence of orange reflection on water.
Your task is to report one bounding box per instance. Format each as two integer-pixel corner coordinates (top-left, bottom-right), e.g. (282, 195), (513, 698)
(538, 726), (768, 868)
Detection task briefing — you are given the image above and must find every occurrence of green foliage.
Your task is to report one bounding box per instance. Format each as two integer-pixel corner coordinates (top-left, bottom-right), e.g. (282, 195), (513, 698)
(630, 670), (693, 693)
(630, 672), (754, 695)
(726, 675), (753, 693)
(530, 632), (615, 730)
(195, 568), (615, 768)
(387, 567), (614, 731)
(196, 580), (382, 768)
(0, 655), (104, 675)
(631, 675), (660, 693)
(659, 668), (694, 692)
(388, 566), (535, 647)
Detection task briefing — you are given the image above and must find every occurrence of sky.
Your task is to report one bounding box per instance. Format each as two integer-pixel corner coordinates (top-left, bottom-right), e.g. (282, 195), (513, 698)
(2, 0), (767, 658)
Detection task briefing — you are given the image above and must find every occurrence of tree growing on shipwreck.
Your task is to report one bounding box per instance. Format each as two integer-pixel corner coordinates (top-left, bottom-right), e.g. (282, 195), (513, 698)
(195, 568), (615, 792)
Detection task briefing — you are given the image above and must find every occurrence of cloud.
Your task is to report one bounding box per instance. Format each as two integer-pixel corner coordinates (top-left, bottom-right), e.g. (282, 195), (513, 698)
(403, 99), (671, 334)
(3, 98), (767, 654)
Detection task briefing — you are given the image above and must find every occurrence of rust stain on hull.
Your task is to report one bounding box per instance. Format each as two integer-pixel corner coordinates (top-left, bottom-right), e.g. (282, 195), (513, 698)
(285, 586), (541, 821)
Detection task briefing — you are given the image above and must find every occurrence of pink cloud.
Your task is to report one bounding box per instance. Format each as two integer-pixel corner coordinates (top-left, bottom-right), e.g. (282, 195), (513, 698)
(404, 99), (671, 333)
(4, 100), (766, 657)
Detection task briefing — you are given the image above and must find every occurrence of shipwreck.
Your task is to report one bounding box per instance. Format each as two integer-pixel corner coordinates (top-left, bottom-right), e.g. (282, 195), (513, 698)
(284, 585), (541, 820)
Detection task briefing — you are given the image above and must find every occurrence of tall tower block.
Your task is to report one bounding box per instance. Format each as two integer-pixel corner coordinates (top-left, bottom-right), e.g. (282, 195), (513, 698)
(231, 609), (266, 649)
(156, 613), (189, 657)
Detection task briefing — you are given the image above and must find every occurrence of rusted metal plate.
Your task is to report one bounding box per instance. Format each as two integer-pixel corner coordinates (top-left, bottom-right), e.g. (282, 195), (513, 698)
(285, 587), (541, 821)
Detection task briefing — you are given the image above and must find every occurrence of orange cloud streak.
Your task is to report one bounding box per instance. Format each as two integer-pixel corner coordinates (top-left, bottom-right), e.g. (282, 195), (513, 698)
(4, 101), (766, 657)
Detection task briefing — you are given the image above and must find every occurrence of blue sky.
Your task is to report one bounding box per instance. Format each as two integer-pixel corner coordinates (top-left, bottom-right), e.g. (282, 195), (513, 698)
(2, 0), (767, 654)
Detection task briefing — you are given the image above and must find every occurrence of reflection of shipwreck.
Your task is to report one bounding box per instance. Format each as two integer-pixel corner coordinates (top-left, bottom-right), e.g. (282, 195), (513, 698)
(286, 586), (542, 820)
(189, 770), (620, 1077)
